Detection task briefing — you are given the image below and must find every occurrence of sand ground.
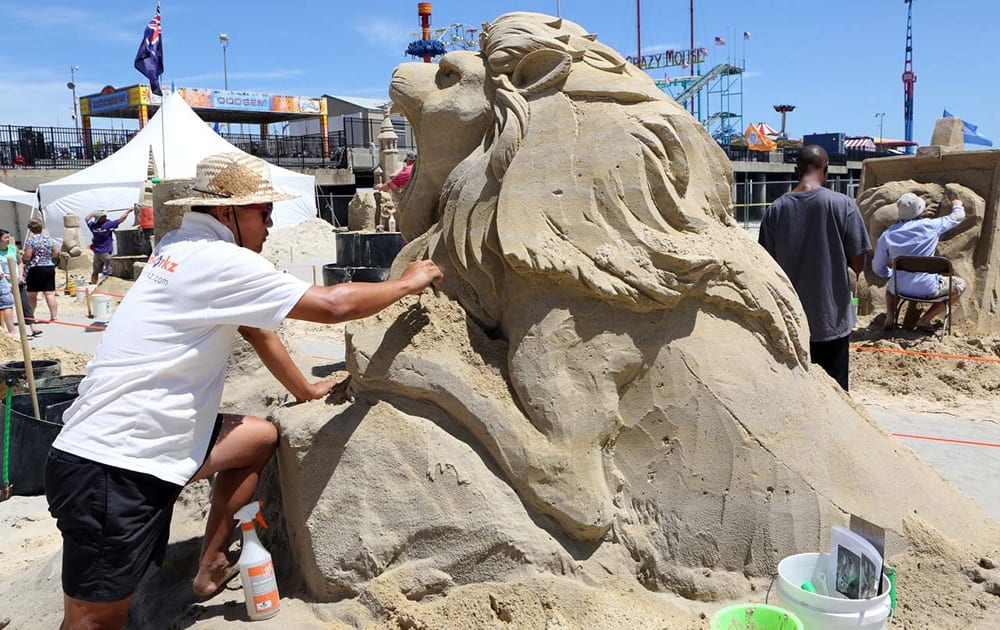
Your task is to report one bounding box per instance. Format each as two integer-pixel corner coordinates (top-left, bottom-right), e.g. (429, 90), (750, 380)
(2, 221), (998, 628)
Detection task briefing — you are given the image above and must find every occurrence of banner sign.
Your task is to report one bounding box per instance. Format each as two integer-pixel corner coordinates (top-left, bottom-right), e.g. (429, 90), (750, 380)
(81, 85), (325, 117)
(81, 85), (161, 116)
(176, 88), (326, 116)
(83, 90), (129, 115)
(627, 48), (709, 70)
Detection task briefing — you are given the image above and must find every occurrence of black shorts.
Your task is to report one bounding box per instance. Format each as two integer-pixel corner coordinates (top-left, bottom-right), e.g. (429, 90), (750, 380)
(45, 449), (183, 602)
(26, 265), (56, 292)
(810, 334), (851, 392)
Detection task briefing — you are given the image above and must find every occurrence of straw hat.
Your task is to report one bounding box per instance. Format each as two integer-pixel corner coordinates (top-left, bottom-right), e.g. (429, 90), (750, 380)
(896, 192), (926, 221)
(165, 152), (298, 206)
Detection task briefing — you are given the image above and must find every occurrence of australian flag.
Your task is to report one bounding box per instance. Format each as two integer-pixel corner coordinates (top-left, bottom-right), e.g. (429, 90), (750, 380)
(134, 3), (164, 95)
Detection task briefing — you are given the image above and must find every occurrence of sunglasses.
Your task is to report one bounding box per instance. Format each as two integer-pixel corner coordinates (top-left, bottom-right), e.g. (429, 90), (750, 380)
(239, 203), (273, 223)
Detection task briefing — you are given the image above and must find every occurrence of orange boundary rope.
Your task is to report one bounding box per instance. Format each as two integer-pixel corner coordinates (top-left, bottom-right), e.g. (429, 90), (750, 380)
(850, 344), (1000, 364)
(892, 433), (1000, 449)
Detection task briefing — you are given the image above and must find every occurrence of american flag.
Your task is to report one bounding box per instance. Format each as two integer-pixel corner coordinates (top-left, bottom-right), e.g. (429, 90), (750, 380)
(134, 3), (164, 95)
(744, 31), (751, 40)
(714, 36), (726, 45)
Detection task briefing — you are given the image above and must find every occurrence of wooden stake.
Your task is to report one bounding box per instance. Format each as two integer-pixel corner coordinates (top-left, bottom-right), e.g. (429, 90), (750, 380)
(7, 254), (40, 420)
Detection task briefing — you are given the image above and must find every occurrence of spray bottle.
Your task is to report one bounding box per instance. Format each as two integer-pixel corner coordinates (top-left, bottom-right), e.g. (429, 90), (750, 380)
(234, 500), (280, 620)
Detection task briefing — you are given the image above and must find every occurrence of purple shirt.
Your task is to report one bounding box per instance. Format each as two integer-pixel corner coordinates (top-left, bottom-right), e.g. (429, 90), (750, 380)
(87, 218), (122, 254)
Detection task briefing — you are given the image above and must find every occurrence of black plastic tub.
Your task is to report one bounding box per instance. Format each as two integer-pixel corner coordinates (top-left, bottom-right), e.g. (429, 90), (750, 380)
(350, 267), (390, 283)
(0, 360), (61, 385)
(35, 375), (87, 395)
(322, 265), (390, 285)
(335, 232), (405, 268)
(1, 390), (77, 495)
(323, 265), (352, 285)
(114, 227), (154, 257)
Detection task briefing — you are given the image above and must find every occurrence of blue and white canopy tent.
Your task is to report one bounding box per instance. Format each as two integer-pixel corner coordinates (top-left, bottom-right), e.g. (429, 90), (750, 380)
(36, 93), (316, 247)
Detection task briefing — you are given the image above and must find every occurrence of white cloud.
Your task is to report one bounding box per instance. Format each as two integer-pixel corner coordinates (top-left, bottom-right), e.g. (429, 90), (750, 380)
(0, 5), (139, 45)
(354, 18), (412, 52)
(173, 69), (305, 86)
(640, 42), (685, 55)
(0, 59), (90, 126)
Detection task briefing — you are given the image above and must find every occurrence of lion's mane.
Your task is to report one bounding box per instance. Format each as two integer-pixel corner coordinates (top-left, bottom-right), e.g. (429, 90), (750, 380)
(408, 12), (806, 365)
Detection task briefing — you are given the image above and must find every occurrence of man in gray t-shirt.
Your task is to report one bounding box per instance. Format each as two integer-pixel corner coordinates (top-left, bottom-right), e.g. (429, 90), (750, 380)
(758, 145), (870, 390)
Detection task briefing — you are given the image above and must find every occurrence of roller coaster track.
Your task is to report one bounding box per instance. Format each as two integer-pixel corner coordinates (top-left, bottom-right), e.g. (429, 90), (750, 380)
(672, 63), (742, 106)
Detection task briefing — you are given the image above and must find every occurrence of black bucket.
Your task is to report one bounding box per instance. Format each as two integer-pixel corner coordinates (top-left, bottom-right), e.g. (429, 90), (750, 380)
(35, 375), (87, 395)
(335, 232), (405, 268)
(322, 265), (352, 286)
(114, 227), (154, 257)
(1, 390), (77, 495)
(0, 360), (61, 385)
(350, 267), (390, 283)
(322, 265), (390, 285)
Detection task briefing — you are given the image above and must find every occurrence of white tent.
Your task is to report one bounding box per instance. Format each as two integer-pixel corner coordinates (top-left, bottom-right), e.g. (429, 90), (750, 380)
(38, 92), (316, 246)
(0, 181), (36, 243)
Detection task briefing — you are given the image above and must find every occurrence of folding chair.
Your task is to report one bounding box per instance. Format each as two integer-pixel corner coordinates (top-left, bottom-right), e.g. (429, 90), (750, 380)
(890, 255), (955, 335)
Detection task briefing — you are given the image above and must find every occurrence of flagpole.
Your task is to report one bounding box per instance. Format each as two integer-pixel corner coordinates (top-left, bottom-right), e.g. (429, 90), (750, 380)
(160, 89), (167, 179)
(158, 1), (166, 178)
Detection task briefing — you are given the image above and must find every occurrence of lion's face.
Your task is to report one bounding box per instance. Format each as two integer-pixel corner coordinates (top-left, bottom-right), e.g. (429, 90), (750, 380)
(390, 52), (493, 238)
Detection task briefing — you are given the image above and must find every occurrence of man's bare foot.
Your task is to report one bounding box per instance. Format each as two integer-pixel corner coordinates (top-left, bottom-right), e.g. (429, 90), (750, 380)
(192, 562), (240, 597)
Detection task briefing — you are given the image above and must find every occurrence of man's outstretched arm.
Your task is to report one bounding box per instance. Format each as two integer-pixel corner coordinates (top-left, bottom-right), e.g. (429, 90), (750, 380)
(287, 259), (442, 324)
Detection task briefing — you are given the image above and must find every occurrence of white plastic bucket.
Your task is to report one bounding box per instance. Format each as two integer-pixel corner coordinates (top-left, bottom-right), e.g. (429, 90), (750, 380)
(773, 553), (891, 630)
(92, 295), (113, 321)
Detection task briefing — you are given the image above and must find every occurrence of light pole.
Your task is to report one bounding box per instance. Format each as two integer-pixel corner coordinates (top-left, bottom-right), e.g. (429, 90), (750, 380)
(773, 104), (795, 140)
(875, 112), (886, 144)
(68, 65), (80, 132)
(219, 33), (229, 90)
(219, 33), (230, 135)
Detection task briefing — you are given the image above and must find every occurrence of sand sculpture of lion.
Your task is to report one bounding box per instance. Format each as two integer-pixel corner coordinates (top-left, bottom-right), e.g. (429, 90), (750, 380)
(281, 12), (997, 603)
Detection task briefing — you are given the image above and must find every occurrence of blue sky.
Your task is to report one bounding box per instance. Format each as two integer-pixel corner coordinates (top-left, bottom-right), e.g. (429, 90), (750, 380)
(0, 1), (993, 144)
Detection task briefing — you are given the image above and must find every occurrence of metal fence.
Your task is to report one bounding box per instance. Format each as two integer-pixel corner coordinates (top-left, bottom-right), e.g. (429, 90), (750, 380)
(722, 145), (899, 165)
(731, 176), (863, 226)
(0, 124), (136, 169)
(0, 115), (413, 170)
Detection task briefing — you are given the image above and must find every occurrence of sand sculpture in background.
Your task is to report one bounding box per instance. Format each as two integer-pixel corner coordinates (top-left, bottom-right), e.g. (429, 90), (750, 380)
(857, 181), (983, 324)
(857, 125), (1000, 332)
(276, 12), (999, 616)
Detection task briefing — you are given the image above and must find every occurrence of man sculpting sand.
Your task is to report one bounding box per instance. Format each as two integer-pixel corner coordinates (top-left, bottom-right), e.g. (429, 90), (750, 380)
(44, 153), (442, 629)
(872, 192), (966, 332)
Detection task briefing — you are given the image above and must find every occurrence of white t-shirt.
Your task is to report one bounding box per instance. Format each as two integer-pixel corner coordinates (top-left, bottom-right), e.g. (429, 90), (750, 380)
(53, 212), (311, 485)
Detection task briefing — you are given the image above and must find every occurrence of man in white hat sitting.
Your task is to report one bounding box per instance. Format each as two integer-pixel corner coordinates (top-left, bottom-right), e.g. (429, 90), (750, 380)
(45, 152), (442, 629)
(872, 191), (966, 332)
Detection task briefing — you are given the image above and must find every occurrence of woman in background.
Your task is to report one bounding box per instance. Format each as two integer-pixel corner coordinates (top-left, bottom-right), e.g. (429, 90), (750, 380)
(1, 228), (42, 337)
(0, 229), (16, 336)
(22, 218), (59, 323)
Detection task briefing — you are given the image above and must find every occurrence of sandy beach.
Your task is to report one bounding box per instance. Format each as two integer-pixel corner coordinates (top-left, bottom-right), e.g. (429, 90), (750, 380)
(1, 220), (998, 629)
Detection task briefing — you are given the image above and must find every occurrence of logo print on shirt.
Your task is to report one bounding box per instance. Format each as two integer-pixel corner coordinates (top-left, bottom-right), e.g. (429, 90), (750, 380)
(147, 253), (179, 272)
